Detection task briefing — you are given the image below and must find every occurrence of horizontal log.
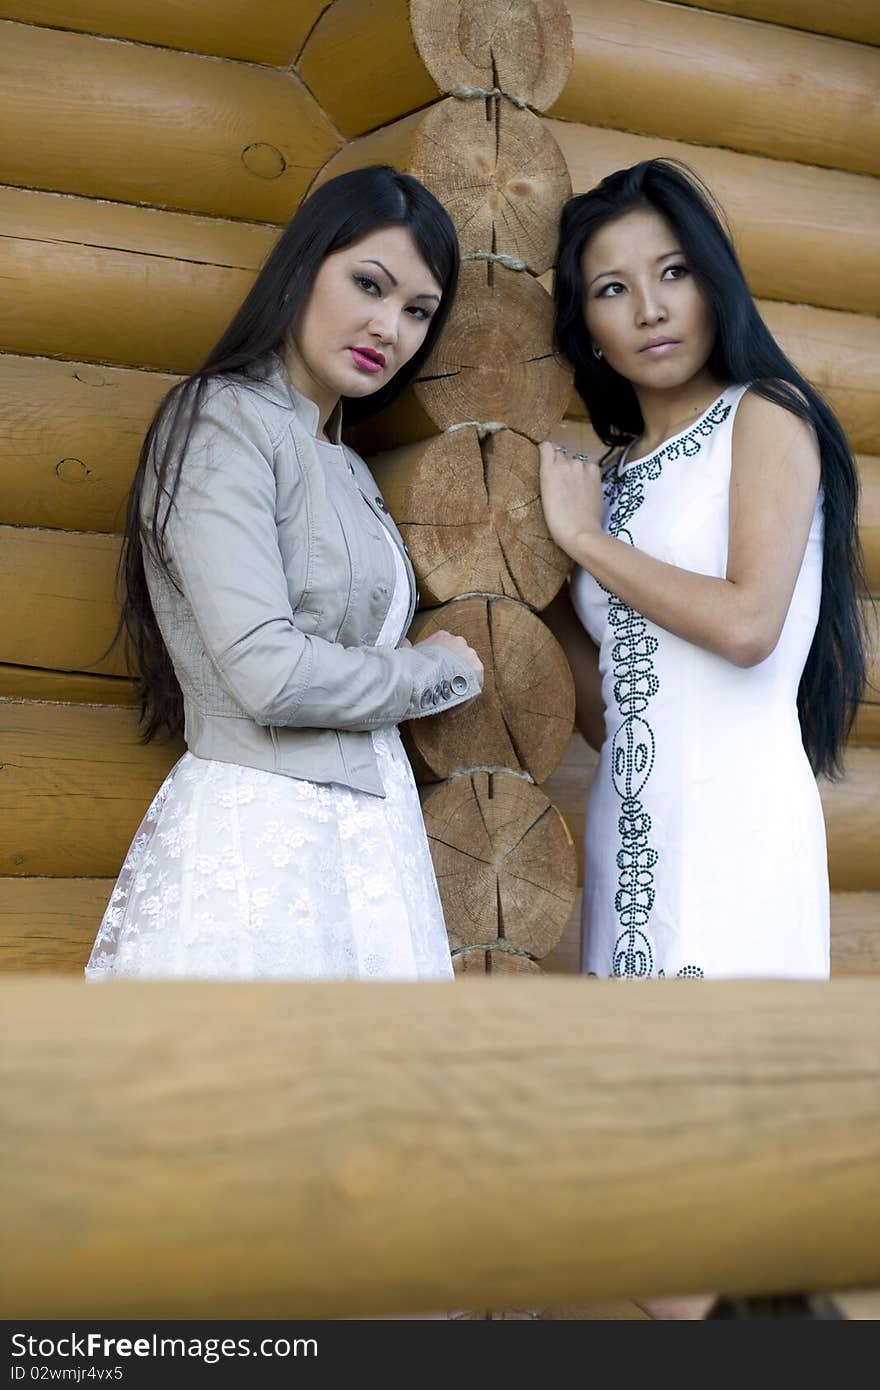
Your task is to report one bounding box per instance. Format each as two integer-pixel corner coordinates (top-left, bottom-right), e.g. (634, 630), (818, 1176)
(4, 873), (875, 981)
(0, 666), (136, 706)
(0, 22), (340, 221)
(545, 121), (880, 318)
(0, 701), (180, 876)
(0, 526), (125, 677)
(422, 771), (577, 959)
(0, 187), (274, 372)
(0, 2), (327, 63)
(541, 889), (880, 979)
(318, 98), (571, 274)
(0, 877), (112, 973)
(667, 1), (880, 48)
(0, 354), (176, 532)
(369, 427), (569, 608)
(549, 0), (880, 178)
(298, 0), (573, 138)
(2, 975), (879, 1315)
(556, 300), (880, 458)
(407, 597), (575, 782)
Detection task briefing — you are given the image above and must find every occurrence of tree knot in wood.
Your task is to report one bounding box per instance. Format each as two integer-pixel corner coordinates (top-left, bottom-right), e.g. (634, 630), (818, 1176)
(55, 458), (91, 484)
(241, 143), (287, 180)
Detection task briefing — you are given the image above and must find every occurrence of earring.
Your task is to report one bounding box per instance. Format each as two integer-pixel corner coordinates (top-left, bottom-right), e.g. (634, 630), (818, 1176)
(592, 344), (603, 360)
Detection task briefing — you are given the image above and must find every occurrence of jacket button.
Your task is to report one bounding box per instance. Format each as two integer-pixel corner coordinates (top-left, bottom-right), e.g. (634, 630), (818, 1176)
(441, 680), (452, 699)
(375, 495), (389, 513)
(420, 690), (433, 710)
(432, 684), (442, 704)
(451, 674), (469, 695)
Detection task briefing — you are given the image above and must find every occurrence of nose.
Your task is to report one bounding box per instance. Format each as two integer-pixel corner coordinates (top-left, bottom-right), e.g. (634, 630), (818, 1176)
(367, 303), (399, 347)
(634, 282), (667, 328)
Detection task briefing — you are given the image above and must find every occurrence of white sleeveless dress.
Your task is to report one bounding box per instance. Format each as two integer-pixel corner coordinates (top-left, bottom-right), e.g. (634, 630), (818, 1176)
(86, 440), (454, 982)
(571, 385), (829, 980)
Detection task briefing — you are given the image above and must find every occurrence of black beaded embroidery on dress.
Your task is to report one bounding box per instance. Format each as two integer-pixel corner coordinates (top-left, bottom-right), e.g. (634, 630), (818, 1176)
(602, 396), (731, 978)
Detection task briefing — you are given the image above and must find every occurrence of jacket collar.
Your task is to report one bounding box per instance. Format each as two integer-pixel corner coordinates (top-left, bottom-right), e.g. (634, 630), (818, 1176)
(246, 351), (344, 443)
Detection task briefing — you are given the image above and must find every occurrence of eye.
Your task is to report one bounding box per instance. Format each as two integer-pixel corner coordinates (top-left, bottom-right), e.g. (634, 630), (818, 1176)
(662, 263), (689, 280)
(406, 304), (433, 321)
(596, 280), (626, 298)
(353, 274), (381, 296)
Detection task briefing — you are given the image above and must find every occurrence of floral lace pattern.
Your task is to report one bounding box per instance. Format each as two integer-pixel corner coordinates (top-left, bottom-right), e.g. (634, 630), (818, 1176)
(86, 530), (453, 982)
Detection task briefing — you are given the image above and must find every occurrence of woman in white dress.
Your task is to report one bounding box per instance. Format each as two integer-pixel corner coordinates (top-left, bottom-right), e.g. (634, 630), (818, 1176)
(86, 166), (484, 982)
(539, 158), (868, 985)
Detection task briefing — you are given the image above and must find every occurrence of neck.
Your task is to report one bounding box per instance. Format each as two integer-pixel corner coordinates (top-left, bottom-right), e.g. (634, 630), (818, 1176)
(279, 341), (338, 440)
(633, 370), (727, 454)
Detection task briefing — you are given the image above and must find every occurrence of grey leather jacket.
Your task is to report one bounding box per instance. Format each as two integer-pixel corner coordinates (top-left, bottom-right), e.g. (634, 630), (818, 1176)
(142, 353), (480, 796)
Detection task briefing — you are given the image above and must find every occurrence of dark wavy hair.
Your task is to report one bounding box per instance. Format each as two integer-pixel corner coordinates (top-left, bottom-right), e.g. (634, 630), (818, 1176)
(553, 157), (868, 779)
(121, 165), (460, 742)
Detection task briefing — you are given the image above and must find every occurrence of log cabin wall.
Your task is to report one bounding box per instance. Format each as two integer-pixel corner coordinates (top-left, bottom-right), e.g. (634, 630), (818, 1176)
(540, 0), (880, 977)
(0, 0), (877, 978)
(0, 0), (582, 980)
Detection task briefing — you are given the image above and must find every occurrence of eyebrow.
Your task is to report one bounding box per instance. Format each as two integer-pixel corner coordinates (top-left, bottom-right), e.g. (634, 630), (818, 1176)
(588, 249), (684, 289)
(358, 259), (441, 302)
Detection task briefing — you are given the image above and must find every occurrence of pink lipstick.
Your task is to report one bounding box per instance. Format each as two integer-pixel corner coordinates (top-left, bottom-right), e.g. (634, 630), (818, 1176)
(639, 338), (680, 356)
(349, 346), (385, 373)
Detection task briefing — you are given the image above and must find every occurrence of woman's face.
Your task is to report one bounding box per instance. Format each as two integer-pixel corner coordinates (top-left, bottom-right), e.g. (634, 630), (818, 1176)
(288, 225), (443, 408)
(581, 205), (716, 391)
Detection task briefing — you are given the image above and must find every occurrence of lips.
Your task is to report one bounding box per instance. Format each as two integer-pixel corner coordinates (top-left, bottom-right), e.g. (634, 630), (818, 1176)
(639, 338), (680, 355)
(349, 346), (386, 373)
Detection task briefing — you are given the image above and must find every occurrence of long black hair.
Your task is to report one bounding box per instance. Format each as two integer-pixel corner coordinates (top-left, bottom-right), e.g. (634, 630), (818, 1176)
(553, 157), (868, 779)
(122, 165), (460, 741)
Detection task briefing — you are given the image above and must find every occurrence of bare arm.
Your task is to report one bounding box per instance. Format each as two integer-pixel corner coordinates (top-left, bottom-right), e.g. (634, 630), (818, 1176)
(542, 584), (606, 752)
(540, 391), (821, 668)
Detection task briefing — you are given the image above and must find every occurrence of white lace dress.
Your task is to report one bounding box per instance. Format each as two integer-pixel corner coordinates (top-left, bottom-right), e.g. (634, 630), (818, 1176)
(85, 526), (454, 982)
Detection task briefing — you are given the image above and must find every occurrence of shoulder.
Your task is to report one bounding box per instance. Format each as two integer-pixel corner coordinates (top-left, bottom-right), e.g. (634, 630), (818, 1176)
(733, 384), (820, 475)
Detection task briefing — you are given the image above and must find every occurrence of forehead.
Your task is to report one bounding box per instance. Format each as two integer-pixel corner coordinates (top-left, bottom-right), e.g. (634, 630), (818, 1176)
(581, 206), (677, 273)
(336, 225), (442, 294)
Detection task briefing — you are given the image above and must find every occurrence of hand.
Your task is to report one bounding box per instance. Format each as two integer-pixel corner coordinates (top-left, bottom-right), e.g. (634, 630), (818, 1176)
(415, 628), (484, 714)
(538, 441), (605, 557)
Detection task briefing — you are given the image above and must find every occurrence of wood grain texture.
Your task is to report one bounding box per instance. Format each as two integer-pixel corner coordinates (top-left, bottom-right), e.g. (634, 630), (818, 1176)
(545, 120), (880, 317)
(0, 666), (136, 707)
(0, 354), (177, 533)
(0, 1), (329, 64)
(318, 98), (571, 274)
(369, 427), (569, 608)
(550, 0), (880, 177)
(666, 1), (880, 48)
(407, 597), (575, 782)
(0, 187), (274, 372)
(2, 975), (879, 1315)
(298, 0), (573, 137)
(422, 771), (577, 959)
(0, 877), (111, 973)
(0, 526), (125, 676)
(0, 701), (180, 876)
(0, 22), (340, 221)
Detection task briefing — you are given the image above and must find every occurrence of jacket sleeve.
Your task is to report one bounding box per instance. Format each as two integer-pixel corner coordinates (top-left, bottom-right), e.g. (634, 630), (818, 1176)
(155, 384), (481, 730)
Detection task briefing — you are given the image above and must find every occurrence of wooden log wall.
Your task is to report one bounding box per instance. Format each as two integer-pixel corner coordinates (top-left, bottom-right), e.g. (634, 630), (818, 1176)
(539, 0), (880, 976)
(0, 0), (876, 983)
(3, 976), (880, 1316)
(0, 0), (585, 984)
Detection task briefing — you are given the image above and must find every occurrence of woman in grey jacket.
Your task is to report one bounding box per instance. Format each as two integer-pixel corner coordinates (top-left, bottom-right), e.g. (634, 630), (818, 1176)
(86, 166), (483, 982)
